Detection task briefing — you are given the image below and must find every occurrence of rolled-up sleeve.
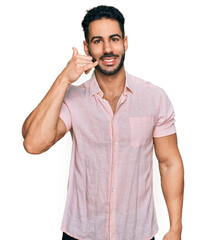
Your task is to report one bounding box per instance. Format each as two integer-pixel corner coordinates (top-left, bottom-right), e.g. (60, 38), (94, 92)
(59, 101), (72, 133)
(153, 88), (176, 137)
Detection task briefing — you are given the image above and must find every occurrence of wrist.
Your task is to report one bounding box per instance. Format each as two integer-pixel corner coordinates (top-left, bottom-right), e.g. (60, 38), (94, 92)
(57, 73), (71, 86)
(170, 223), (182, 233)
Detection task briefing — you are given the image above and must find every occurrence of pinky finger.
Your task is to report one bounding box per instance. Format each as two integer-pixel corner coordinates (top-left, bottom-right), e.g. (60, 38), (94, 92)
(93, 61), (98, 67)
(84, 61), (98, 72)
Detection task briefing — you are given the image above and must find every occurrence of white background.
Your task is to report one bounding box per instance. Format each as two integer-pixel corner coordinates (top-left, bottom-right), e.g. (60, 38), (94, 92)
(0, 0), (206, 239)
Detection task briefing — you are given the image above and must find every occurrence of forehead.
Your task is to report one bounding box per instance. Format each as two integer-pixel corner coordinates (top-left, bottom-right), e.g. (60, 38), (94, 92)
(88, 18), (122, 39)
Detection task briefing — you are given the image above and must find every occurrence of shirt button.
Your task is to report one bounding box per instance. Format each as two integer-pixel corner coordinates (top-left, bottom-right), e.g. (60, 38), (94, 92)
(114, 141), (118, 144)
(112, 188), (115, 192)
(103, 99), (106, 102)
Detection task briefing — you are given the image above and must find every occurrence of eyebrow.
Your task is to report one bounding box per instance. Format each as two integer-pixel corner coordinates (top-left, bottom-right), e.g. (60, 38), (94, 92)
(91, 34), (122, 42)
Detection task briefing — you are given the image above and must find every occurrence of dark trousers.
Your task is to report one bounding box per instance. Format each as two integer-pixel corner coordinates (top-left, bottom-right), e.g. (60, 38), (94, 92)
(62, 232), (155, 240)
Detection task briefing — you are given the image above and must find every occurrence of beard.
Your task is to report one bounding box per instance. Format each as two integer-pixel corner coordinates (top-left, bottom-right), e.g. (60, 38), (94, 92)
(88, 49), (125, 76)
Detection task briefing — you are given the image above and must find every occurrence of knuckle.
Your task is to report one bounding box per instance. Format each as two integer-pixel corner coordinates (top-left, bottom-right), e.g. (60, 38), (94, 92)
(83, 66), (88, 72)
(85, 64), (91, 70)
(75, 57), (80, 64)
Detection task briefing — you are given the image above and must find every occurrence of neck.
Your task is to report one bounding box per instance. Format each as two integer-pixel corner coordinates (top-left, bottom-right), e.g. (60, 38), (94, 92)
(94, 67), (126, 99)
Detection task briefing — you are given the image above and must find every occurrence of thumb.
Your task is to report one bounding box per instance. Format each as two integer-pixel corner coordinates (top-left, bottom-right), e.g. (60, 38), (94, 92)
(72, 47), (78, 57)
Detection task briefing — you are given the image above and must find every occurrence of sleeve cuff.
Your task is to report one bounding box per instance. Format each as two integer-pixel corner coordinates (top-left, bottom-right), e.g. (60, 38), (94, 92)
(153, 124), (176, 138)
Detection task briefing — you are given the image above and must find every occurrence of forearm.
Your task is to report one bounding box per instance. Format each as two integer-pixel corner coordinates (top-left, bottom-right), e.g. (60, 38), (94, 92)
(159, 158), (184, 231)
(22, 75), (69, 152)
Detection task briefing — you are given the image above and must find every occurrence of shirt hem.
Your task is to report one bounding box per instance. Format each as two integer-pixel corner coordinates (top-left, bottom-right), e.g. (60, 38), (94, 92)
(143, 226), (159, 240)
(61, 226), (159, 240)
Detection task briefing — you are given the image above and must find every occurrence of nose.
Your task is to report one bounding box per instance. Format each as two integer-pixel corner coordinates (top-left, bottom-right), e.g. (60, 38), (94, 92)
(103, 40), (112, 53)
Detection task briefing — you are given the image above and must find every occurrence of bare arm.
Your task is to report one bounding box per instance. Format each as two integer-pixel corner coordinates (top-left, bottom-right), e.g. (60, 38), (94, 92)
(22, 77), (69, 154)
(22, 47), (98, 154)
(153, 133), (184, 239)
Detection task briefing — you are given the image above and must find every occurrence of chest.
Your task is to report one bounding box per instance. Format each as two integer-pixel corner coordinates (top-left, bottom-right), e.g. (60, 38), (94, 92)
(108, 100), (118, 114)
(68, 91), (158, 150)
(106, 97), (120, 115)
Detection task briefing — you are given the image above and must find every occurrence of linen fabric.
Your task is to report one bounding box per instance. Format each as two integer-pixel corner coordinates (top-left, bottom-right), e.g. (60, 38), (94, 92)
(59, 71), (176, 240)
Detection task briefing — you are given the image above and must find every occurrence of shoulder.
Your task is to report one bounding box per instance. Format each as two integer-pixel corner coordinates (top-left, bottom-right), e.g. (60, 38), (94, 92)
(64, 78), (89, 96)
(128, 72), (167, 99)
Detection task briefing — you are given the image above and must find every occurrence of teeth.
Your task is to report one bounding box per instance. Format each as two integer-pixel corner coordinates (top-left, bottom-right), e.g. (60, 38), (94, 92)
(104, 59), (115, 62)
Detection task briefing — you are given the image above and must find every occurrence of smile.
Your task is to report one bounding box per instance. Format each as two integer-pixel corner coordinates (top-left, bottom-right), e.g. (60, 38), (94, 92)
(104, 58), (115, 62)
(102, 57), (117, 65)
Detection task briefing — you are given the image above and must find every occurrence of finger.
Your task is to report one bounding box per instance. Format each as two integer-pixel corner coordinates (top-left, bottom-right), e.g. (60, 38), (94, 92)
(85, 61), (98, 74)
(85, 63), (97, 74)
(93, 60), (98, 67)
(83, 61), (98, 72)
(77, 55), (93, 61)
(75, 58), (94, 65)
(72, 47), (78, 57)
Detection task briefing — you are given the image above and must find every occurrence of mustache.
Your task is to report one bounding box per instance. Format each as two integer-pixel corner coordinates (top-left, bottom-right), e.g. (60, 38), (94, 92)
(99, 53), (119, 60)
(89, 52), (119, 62)
(90, 53), (119, 63)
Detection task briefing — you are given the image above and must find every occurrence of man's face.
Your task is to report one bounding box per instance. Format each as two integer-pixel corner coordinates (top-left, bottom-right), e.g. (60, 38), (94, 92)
(84, 18), (128, 76)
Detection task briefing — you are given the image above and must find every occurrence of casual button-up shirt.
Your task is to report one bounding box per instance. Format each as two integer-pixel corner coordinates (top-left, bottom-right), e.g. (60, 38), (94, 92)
(59, 71), (176, 240)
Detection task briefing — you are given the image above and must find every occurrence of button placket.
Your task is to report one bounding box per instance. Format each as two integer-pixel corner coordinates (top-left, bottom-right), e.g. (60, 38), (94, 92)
(106, 91), (128, 240)
(109, 115), (118, 236)
(112, 117), (118, 165)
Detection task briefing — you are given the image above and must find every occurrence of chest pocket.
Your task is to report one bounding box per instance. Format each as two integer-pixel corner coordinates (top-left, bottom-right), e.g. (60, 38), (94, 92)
(129, 116), (154, 147)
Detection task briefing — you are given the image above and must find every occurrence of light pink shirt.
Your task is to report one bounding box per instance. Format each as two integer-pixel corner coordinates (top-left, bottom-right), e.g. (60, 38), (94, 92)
(59, 71), (176, 240)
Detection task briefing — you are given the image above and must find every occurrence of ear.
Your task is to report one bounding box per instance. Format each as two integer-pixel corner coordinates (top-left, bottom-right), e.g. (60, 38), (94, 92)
(123, 35), (128, 51)
(83, 40), (90, 56)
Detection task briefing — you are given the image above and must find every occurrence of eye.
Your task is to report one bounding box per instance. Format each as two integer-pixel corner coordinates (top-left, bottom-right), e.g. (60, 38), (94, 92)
(111, 38), (119, 42)
(94, 39), (102, 44)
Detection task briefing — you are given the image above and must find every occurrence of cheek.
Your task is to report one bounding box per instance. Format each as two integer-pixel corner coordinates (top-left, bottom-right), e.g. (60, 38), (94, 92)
(120, 43), (126, 52)
(112, 43), (125, 53)
(89, 47), (102, 57)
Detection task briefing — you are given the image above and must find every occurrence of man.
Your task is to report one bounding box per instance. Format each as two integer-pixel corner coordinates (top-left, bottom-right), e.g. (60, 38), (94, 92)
(22, 5), (184, 240)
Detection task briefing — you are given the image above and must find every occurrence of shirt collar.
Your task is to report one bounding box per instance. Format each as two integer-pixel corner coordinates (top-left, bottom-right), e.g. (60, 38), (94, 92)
(89, 71), (134, 97)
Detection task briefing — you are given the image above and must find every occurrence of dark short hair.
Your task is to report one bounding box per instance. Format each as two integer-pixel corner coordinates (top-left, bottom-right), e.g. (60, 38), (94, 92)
(81, 5), (125, 43)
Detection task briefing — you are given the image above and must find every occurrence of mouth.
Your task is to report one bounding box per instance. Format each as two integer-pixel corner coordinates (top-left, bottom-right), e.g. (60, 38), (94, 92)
(101, 57), (117, 66)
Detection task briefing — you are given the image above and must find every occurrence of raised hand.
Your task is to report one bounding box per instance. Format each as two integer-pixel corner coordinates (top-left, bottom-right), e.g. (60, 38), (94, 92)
(58, 47), (98, 84)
